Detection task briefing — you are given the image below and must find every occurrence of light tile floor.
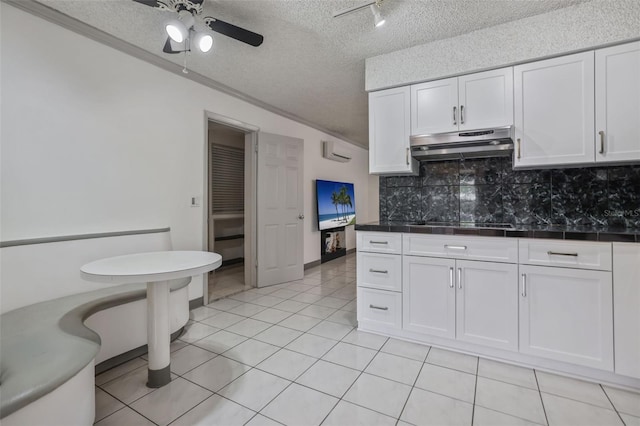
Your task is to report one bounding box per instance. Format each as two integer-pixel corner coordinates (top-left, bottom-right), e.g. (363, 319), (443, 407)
(208, 264), (248, 302)
(95, 253), (640, 426)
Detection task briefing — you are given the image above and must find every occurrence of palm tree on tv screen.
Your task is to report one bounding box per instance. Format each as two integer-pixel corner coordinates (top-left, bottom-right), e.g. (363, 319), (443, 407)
(330, 191), (340, 223)
(338, 186), (348, 221)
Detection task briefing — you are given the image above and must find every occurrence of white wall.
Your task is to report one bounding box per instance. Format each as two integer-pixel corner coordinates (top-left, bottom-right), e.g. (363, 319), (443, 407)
(0, 4), (377, 302)
(366, 0), (640, 91)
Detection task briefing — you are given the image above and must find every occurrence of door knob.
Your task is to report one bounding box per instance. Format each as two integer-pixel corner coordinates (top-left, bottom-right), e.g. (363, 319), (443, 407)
(298, 214), (305, 220)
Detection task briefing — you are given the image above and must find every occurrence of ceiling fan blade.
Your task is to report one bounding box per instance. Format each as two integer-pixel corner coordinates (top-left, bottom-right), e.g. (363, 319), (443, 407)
(204, 17), (264, 47)
(131, 0), (204, 14)
(131, 0), (166, 9)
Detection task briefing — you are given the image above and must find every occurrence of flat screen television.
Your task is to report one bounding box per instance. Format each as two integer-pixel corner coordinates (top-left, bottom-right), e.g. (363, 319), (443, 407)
(316, 179), (356, 231)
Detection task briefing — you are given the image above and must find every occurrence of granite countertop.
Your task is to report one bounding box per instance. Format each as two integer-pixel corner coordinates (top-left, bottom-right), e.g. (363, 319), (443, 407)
(354, 221), (640, 243)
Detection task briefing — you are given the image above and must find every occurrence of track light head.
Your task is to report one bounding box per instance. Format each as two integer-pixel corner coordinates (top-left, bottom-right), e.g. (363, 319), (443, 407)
(370, 4), (386, 28)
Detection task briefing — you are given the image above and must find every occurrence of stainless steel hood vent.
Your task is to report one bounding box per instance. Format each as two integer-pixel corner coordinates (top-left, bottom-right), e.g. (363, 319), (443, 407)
(411, 126), (513, 161)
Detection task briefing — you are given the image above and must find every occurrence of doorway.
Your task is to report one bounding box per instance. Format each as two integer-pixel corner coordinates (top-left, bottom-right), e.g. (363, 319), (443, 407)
(206, 120), (256, 302)
(204, 113), (306, 302)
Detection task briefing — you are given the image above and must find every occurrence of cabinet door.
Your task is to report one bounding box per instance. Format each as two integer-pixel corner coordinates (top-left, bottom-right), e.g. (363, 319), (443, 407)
(519, 265), (613, 371)
(612, 243), (640, 379)
(369, 87), (418, 175)
(514, 52), (595, 168)
(458, 67), (514, 131)
(456, 260), (518, 351)
(411, 78), (458, 135)
(402, 256), (455, 338)
(595, 41), (640, 163)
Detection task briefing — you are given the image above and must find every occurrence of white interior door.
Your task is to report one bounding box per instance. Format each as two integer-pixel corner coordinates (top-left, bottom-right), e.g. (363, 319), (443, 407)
(257, 132), (304, 287)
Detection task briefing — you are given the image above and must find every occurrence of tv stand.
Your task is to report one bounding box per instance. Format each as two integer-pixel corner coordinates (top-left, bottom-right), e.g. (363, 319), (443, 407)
(320, 227), (346, 263)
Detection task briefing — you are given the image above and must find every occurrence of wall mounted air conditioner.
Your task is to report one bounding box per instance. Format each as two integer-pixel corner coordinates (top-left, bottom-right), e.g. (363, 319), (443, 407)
(322, 141), (352, 163)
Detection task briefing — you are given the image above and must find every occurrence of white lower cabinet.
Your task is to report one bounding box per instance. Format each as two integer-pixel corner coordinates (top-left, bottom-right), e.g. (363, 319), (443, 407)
(456, 260), (518, 351)
(356, 231), (627, 385)
(613, 243), (640, 379)
(357, 287), (402, 331)
(519, 265), (614, 371)
(403, 256), (456, 338)
(402, 256), (518, 350)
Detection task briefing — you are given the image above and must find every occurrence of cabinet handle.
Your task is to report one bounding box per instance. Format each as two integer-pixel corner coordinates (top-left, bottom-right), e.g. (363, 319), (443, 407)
(369, 240), (388, 245)
(453, 106), (457, 125)
(457, 268), (462, 289)
(521, 274), (527, 297)
(517, 138), (521, 160)
(369, 304), (389, 311)
(449, 267), (454, 288)
(369, 269), (388, 274)
(444, 245), (467, 250)
(460, 105), (465, 124)
(599, 130), (605, 154)
(406, 147), (410, 165)
(547, 251), (578, 257)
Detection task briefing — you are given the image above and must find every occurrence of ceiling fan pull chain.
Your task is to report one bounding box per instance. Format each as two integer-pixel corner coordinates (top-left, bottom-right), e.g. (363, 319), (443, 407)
(182, 50), (189, 74)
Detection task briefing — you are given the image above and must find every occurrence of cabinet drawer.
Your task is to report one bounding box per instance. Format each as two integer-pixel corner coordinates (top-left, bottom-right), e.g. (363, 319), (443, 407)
(357, 252), (402, 291)
(519, 239), (612, 271)
(403, 234), (518, 263)
(357, 232), (402, 254)
(357, 287), (402, 331)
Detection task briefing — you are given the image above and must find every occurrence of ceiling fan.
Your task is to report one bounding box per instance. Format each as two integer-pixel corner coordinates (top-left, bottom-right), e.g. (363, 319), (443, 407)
(132, 0), (264, 54)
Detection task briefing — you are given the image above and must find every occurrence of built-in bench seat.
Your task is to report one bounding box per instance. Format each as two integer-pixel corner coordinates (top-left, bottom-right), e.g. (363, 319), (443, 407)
(0, 278), (190, 426)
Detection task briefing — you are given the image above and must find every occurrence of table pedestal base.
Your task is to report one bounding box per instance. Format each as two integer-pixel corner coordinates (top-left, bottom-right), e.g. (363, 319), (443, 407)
(146, 280), (171, 388)
(147, 365), (171, 388)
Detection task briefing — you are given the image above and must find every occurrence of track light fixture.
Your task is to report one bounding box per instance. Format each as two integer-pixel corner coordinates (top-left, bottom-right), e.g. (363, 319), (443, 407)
(333, 0), (386, 29)
(370, 4), (386, 28)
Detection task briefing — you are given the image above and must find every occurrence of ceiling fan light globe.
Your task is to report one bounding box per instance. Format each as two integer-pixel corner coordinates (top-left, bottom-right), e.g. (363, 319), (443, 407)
(165, 21), (187, 43)
(375, 17), (386, 27)
(198, 34), (214, 52)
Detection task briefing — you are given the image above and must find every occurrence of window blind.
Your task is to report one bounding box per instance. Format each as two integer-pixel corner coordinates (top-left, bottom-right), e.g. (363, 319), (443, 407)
(211, 144), (244, 214)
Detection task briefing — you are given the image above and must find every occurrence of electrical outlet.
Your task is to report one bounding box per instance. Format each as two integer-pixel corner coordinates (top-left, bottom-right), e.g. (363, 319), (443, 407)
(190, 196), (201, 207)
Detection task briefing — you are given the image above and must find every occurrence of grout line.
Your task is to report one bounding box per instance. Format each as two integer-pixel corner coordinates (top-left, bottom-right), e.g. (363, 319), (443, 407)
(534, 370), (550, 426)
(397, 345), (432, 424)
(600, 384), (627, 425)
(470, 356), (479, 426)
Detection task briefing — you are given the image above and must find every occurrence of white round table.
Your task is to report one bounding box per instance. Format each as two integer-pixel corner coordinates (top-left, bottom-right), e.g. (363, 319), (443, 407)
(81, 251), (222, 387)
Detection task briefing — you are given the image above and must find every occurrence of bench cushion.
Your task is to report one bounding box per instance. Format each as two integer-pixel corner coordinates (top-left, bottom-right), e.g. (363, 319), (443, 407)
(0, 278), (190, 418)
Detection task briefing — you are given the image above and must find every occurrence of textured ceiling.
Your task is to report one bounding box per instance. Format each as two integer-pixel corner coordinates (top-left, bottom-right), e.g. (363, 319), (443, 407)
(36, 0), (587, 147)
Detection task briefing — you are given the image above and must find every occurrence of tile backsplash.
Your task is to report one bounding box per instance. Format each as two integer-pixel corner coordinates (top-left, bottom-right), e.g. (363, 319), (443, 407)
(379, 157), (640, 229)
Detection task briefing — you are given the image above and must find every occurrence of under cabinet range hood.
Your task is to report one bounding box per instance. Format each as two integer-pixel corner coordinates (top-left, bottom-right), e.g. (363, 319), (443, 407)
(411, 126), (514, 161)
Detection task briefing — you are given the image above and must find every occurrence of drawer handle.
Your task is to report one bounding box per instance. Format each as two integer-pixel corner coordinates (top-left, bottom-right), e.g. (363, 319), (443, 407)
(521, 273), (527, 297)
(369, 240), (389, 245)
(445, 245), (467, 250)
(547, 251), (578, 257)
(369, 269), (388, 274)
(369, 304), (389, 311)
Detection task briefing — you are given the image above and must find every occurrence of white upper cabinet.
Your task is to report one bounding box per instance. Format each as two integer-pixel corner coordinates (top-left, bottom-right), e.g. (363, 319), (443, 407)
(458, 68), (514, 131)
(514, 52), (595, 168)
(411, 67), (513, 136)
(411, 77), (458, 135)
(595, 41), (640, 163)
(369, 87), (419, 175)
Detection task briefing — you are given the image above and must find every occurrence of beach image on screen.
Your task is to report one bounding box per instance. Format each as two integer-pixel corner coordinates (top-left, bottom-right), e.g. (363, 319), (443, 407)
(316, 180), (356, 231)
